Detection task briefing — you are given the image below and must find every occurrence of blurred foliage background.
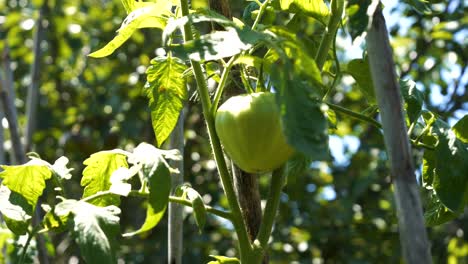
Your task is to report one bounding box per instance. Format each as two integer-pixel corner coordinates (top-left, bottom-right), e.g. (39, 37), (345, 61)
(0, 0), (466, 263)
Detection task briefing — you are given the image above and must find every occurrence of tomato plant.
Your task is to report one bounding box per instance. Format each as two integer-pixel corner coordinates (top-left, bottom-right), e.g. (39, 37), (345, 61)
(0, 0), (466, 263)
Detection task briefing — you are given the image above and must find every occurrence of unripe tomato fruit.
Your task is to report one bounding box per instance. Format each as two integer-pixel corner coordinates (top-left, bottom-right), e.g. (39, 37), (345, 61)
(215, 92), (294, 173)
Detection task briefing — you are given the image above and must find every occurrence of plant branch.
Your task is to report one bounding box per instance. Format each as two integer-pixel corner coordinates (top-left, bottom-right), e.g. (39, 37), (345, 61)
(326, 102), (382, 129)
(315, 0), (344, 70)
(251, 0), (271, 30)
(256, 166), (287, 250)
(211, 56), (237, 114)
(19, 227), (40, 264)
(366, 6), (432, 264)
(83, 190), (232, 220)
(327, 102), (435, 150)
(169, 196), (232, 220)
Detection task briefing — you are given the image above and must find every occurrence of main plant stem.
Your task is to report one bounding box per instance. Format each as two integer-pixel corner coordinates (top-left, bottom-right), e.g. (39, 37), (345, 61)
(256, 166), (286, 248)
(179, 0), (253, 261)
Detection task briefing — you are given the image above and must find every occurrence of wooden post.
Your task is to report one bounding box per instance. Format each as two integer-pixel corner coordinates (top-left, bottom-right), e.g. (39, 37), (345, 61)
(366, 6), (432, 264)
(168, 110), (185, 264)
(24, 0), (48, 152)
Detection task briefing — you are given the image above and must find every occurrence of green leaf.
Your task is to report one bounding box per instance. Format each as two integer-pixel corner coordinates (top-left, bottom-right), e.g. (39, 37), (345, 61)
(273, 0), (330, 25)
(43, 199), (77, 233)
(432, 132), (468, 212)
(346, 0), (371, 40)
(124, 143), (173, 236)
(265, 26), (323, 86)
(452, 115), (468, 143)
(109, 167), (139, 197)
(71, 202), (120, 264)
(81, 151), (129, 206)
(162, 9), (236, 42)
(120, 0), (134, 13)
(0, 185), (32, 235)
(400, 79), (424, 124)
(145, 56), (188, 146)
(169, 28), (265, 61)
(0, 226), (13, 264)
(233, 55), (263, 69)
(51, 156), (73, 180)
(403, 0), (432, 14)
(163, 9), (267, 61)
(128, 143), (182, 167)
(327, 108), (337, 130)
(89, 3), (171, 58)
(0, 161), (52, 208)
(264, 31), (328, 160)
(207, 255), (240, 264)
(346, 58), (375, 102)
(271, 68), (329, 160)
(424, 192), (458, 227)
(422, 114), (468, 212)
(177, 184), (206, 232)
(285, 153), (312, 199)
(121, 0), (159, 14)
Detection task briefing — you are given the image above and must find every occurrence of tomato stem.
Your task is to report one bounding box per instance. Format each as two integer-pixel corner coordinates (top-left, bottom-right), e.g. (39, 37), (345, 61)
(179, 0), (254, 261)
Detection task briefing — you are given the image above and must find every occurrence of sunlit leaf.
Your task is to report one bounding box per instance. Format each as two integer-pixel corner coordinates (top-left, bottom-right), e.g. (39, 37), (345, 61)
(169, 28), (264, 61)
(43, 199), (77, 233)
(145, 56), (188, 146)
(109, 167), (139, 197)
(89, 3), (171, 58)
(207, 255), (240, 264)
(51, 156), (73, 180)
(274, 0), (330, 25)
(162, 9), (236, 42)
(71, 202), (120, 264)
(0, 161), (52, 207)
(81, 151), (129, 206)
(0, 185), (32, 235)
(123, 161), (171, 237)
(123, 143), (175, 236)
(233, 55), (263, 69)
(163, 9), (267, 61)
(128, 142), (182, 168)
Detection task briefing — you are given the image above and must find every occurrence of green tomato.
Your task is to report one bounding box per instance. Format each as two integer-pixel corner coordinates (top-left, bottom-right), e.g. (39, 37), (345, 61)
(215, 92), (294, 173)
